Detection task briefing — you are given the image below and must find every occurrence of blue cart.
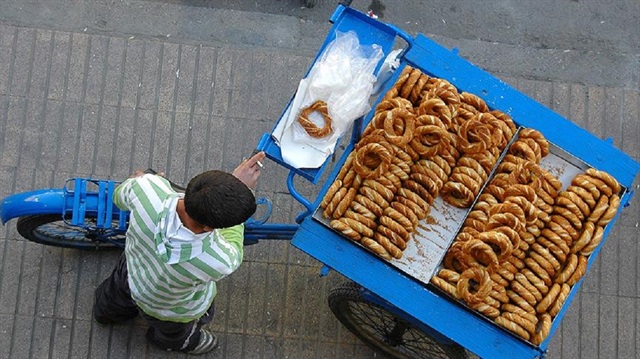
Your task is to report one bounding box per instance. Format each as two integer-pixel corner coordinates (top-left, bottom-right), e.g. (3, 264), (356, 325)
(256, 3), (640, 359)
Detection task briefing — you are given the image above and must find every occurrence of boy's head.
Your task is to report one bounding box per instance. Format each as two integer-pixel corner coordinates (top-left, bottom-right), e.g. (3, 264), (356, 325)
(183, 170), (256, 229)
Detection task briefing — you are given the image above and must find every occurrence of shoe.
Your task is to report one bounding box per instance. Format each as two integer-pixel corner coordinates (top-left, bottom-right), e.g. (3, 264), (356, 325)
(185, 329), (218, 355)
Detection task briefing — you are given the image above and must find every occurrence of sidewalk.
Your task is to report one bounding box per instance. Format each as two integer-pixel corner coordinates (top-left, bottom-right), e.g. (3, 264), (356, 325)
(0, 9), (639, 359)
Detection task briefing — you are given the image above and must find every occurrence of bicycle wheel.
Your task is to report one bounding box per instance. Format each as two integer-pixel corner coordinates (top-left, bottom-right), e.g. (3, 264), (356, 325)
(16, 214), (125, 250)
(328, 281), (468, 359)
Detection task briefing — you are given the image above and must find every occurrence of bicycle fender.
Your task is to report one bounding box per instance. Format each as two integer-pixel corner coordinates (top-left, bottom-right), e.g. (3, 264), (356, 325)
(0, 189), (66, 224)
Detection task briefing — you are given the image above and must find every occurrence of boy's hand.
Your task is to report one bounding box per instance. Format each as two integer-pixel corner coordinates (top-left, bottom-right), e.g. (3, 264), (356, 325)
(233, 151), (266, 190)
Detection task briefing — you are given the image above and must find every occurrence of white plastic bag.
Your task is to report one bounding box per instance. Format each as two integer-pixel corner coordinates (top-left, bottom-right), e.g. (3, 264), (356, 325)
(272, 30), (384, 169)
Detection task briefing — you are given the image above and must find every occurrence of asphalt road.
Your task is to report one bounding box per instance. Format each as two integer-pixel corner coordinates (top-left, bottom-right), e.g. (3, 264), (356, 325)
(0, 0), (638, 89)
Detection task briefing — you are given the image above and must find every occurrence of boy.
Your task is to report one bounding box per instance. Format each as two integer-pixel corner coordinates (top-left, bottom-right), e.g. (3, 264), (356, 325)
(93, 152), (266, 354)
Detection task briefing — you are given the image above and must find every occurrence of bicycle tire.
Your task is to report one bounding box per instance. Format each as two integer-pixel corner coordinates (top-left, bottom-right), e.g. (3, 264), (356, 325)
(16, 214), (125, 250)
(328, 281), (469, 359)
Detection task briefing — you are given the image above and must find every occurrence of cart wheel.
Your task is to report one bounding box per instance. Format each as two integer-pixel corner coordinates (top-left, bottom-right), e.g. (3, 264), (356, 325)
(328, 281), (468, 359)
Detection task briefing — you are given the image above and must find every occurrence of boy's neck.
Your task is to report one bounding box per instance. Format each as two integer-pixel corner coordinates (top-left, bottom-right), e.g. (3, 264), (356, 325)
(176, 199), (209, 234)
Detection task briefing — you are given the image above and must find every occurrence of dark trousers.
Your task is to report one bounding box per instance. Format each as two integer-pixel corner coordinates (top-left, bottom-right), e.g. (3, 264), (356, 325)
(93, 253), (214, 352)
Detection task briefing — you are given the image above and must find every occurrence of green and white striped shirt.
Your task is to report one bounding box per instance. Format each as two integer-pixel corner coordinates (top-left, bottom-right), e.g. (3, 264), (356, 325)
(114, 174), (244, 322)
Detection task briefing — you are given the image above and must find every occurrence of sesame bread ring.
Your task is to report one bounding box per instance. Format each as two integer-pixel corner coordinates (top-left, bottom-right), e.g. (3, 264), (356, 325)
(382, 86), (400, 101)
(530, 313), (552, 345)
(571, 221), (595, 254)
(503, 196), (538, 224)
(514, 272), (544, 302)
(457, 118), (491, 154)
(332, 188), (357, 220)
(378, 217), (410, 242)
(503, 311), (537, 336)
(340, 217), (375, 239)
(553, 202), (584, 230)
(297, 100), (333, 138)
(336, 153), (354, 181)
(580, 225), (604, 255)
(450, 172), (483, 194)
(531, 243), (561, 273)
(490, 272), (509, 288)
(536, 283), (561, 314)
(471, 301), (501, 319)
(330, 219), (361, 241)
(509, 140), (539, 163)
(400, 68), (422, 99)
(362, 179), (395, 203)
(566, 254), (588, 286)
(521, 268), (550, 296)
(511, 281), (538, 307)
(587, 194), (609, 223)
(320, 180), (343, 209)
(389, 162), (411, 181)
(596, 194), (620, 226)
(572, 174), (602, 200)
(373, 232), (403, 259)
(486, 212), (525, 233)
(376, 224), (408, 249)
(554, 253), (578, 284)
(441, 181), (477, 208)
(567, 185), (597, 210)
(398, 185), (431, 212)
(383, 109), (416, 147)
(409, 73), (430, 104)
(558, 191), (590, 218)
(383, 206), (414, 233)
(410, 124), (450, 157)
(457, 267), (492, 305)
(477, 230), (513, 261)
(540, 229), (570, 257)
(360, 186), (390, 210)
(431, 275), (460, 299)
(391, 65), (412, 92)
(488, 197), (526, 222)
(460, 92), (490, 112)
(390, 201), (420, 228)
(585, 168), (621, 194)
(549, 214), (579, 243)
(497, 267), (515, 282)
(341, 170), (362, 190)
(548, 283), (571, 317)
(350, 200), (377, 220)
(502, 304), (539, 324)
(529, 251), (556, 278)
(503, 184), (538, 203)
(410, 172), (442, 196)
(343, 210), (377, 230)
(463, 239), (500, 272)
(361, 237), (392, 261)
(395, 195), (428, 219)
(355, 194), (384, 218)
(323, 187), (347, 219)
(518, 128), (550, 157)
(584, 175), (614, 197)
(412, 160), (447, 186)
(525, 257), (553, 287)
(417, 98), (454, 122)
(354, 142), (392, 180)
(536, 237), (567, 264)
(506, 290), (537, 315)
(383, 172), (403, 191)
(438, 268), (461, 283)
(495, 315), (531, 340)
(374, 96), (414, 113)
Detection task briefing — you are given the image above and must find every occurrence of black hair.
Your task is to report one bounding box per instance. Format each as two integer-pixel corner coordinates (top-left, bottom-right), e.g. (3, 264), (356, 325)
(183, 170), (256, 229)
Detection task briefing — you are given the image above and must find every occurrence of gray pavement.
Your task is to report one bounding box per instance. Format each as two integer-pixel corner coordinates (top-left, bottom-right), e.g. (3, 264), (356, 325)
(0, 1), (639, 359)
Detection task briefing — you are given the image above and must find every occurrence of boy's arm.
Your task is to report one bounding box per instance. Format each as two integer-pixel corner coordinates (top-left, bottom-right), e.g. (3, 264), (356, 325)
(113, 177), (137, 211)
(215, 224), (245, 271)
